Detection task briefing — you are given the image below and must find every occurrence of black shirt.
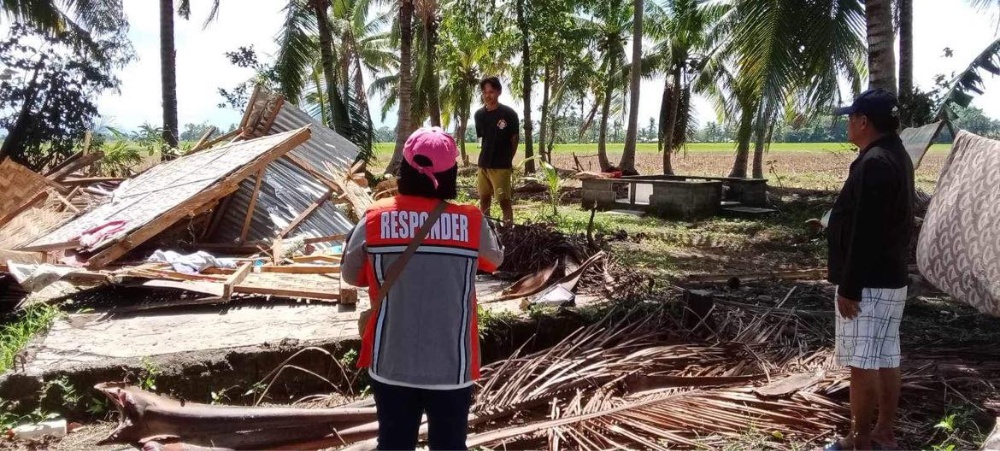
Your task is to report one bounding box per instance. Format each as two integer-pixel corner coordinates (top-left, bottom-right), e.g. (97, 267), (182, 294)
(827, 135), (915, 301)
(474, 104), (519, 169)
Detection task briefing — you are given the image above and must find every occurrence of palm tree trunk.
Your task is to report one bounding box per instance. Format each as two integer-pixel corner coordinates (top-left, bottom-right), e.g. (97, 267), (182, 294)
(516, 0), (535, 174)
(751, 116), (768, 179)
(898, 0), (912, 97)
(312, 69), (329, 126)
(160, 0), (179, 155)
(866, 0), (897, 94)
(539, 64), (551, 163)
(423, 10), (442, 127)
(728, 107), (754, 178)
(386, 0), (414, 175)
(579, 96), (600, 141)
(619, 0), (643, 175)
(597, 79), (613, 172)
(457, 110), (470, 166)
(314, 0), (341, 131)
(661, 70), (681, 175)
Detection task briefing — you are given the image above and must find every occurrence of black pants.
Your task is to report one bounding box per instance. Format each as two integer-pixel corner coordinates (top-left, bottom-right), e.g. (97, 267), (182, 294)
(372, 379), (473, 450)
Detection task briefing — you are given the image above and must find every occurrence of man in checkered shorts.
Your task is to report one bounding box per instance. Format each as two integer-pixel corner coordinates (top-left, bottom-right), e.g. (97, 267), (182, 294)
(824, 89), (915, 451)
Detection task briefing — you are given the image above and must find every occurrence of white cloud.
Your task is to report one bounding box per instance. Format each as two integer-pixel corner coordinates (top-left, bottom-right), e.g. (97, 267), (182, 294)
(96, 0), (1000, 133)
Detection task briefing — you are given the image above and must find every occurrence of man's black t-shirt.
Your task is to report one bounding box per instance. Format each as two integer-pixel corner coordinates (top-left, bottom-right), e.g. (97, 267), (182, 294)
(474, 104), (519, 169)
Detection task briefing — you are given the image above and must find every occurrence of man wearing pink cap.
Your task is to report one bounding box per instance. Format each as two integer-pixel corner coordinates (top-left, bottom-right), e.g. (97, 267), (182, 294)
(342, 127), (504, 450)
(474, 76), (520, 225)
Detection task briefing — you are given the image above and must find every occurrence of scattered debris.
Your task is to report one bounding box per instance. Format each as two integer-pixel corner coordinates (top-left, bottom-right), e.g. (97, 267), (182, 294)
(1, 85), (370, 308)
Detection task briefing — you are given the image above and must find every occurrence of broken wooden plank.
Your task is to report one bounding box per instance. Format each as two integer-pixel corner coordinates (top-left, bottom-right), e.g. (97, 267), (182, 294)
(189, 128), (241, 155)
(189, 126), (218, 153)
(285, 153), (344, 193)
(59, 177), (125, 185)
(223, 262), (253, 301)
(46, 151), (103, 181)
(260, 264), (340, 275)
(259, 97), (285, 135)
(754, 371), (826, 398)
(339, 281), (358, 305)
(233, 284), (339, 301)
(16, 238), (80, 253)
(44, 151), (84, 177)
(292, 255), (342, 264)
(239, 169), (266, 242)
(277, 189), (332, 239)
(82, 127), (311, 269)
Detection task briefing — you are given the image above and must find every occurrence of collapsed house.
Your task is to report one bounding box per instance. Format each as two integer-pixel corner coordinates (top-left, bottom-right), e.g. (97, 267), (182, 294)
(1, 86), (368, 306)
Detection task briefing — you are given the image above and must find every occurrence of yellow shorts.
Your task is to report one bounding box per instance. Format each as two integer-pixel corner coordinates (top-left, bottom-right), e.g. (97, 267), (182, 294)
(477, 168), (513, 202)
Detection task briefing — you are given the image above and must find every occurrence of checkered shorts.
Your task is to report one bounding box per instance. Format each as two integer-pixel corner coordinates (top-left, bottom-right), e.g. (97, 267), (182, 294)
(834, 286), (907, 369)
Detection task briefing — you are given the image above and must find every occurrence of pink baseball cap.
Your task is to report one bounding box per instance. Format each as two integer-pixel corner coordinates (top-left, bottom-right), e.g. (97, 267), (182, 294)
(403, 126), (458, 188)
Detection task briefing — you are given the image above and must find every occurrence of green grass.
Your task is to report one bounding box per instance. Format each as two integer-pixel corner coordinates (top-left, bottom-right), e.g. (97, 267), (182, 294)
(1, 303), (63, 373)
(372, 141), (952, 158)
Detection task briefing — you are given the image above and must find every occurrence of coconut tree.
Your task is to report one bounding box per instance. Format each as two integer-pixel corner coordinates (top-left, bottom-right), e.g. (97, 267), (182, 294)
(645, 0), (727, 175)
(384, 0), (414, 174)
(438, 3), (513, 165)
(710, 0), (866, 178)
(579, 0), (634, 172)
(275, 0), (382, 160)
(619, 0), (643, 174)
(865, 0), (896, 93)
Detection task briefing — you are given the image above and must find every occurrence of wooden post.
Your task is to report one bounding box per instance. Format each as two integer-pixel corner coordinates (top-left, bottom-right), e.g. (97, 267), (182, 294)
(239, 169), (266, 242)
(223, 262), (253, 301)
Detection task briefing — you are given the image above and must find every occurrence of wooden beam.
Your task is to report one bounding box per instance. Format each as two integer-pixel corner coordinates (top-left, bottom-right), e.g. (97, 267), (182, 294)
(16, 239), (80, 253)
(83, 127), (311, 269)
(60, 177), (125, 185)
(188, 128), (241, 155)
(50, 189), (79, 213)
(285, 153), (344, 194)
(44, 151), (83, 177)
(233, 284), (340, 301)
(0, 191), (48, 227)
(277, 189), (331, 239)
(223, 262), (253, 300)
(46, 151), (102, 181)
(238, 85), (263, 130)
(258, 97), (285, 135)
(240, 169), (266, 242)
(260, 264), (340, 275)
(292, 255), (342, 264)
(189, 126), (218, 153)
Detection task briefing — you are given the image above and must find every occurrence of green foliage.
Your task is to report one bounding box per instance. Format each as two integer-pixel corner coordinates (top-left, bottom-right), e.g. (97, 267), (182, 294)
(521, 156), (563, 216)
(137, 357), (162, 392)
(0, 22), (132, 171)
(0, 303), (63, 374)
(477, 305), (519, 338)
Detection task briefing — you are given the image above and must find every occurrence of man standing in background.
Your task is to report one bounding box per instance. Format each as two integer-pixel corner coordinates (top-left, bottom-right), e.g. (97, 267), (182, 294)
(474, 76), (519, 226)
(824, 88), (914, 451)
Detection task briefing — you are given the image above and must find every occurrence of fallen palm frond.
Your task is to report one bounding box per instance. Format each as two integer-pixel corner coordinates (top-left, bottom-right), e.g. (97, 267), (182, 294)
(461, 303), (854, 449)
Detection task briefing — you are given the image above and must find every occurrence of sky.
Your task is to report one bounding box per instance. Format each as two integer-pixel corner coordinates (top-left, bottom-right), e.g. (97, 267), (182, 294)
(90, 0), (1000, 133)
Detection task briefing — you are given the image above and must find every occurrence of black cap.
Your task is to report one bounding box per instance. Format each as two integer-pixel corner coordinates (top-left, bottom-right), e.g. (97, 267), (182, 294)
(833, 88), (900, 121)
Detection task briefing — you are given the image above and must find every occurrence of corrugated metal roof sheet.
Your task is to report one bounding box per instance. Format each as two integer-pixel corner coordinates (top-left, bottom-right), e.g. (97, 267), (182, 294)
(209, 97), (360, 247)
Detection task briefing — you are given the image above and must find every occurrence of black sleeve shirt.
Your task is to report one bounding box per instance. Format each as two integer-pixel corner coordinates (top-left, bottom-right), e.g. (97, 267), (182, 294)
(473, 104), (519, 169)
(827, 135), (915, 301)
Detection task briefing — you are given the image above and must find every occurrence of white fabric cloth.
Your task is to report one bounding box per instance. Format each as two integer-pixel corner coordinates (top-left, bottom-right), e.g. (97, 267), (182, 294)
(147, 250), (237, 274)
(834, 286), (907, 369)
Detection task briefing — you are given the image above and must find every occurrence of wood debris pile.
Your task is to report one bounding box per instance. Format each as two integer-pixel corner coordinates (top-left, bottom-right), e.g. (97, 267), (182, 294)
(0, 86), (370, 309)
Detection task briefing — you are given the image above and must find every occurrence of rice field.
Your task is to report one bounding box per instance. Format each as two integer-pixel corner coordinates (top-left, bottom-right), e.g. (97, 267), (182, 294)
(372, 142), (949, 192)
